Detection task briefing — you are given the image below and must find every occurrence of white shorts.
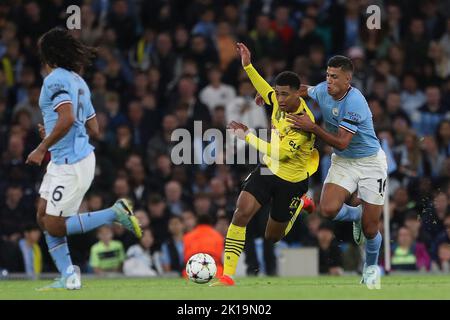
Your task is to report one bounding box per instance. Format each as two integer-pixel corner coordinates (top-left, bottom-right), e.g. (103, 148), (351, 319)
(324, 149), (388, 205)
(39, 152), (95, 217)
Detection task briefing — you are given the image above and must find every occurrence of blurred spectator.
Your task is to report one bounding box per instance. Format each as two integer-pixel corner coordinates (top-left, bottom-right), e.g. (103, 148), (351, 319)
(183, 214), (224, 277)
(0, 184), (33, 241)
(417, 85), (450, 136)
(436, 120), (450, 157)
(160, 216), (184, 274)
(249, 14), (282, 61)
(0, 236), (23, 273)
(271, 6), (294, 52)
(225, 79), (268, 130)
(390, 186), (417, 232)
(403, 18), (429, 74)
(181, 209), (198, 233)
(317, 222), (343, 275)
(124, 228), (162, 276)
(395, 131), (423, 181)
(391, 226), (430, 272)
(214, 21), (238, 73)
(12, 85), (42, 127)
(404, 212), (433, 250)
(18, 224), (42, 278)
(107, 0), (137, 51)
(146, 194), (171, 249)
(430, 214), (450, 272)
(147, 114), (179, 167)
(422, 191), (450, 239)
(301, 213), (322, 246)
(420, 135), (446, 178)
(215, 214), (230, 238)
(400, 73), (427, 114)
(164, 180), (186, 216)
(199, 66), (236, 113)
(89, 225), (125, 275)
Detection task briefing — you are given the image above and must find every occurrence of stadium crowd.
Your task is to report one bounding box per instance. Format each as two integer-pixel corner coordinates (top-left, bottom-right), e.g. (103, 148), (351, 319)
(0, 0), (450, 278)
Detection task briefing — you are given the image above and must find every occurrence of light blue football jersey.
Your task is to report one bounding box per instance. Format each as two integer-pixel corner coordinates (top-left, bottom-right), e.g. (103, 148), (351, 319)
(307, 81), (380, 158)
(39, 68), (95, 164)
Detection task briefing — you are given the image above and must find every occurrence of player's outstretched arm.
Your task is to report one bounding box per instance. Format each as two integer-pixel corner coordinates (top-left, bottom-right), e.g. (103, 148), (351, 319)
(26, 103), (75, 166)
(236, 42), (274, 105)
(299, 84), (312, 98)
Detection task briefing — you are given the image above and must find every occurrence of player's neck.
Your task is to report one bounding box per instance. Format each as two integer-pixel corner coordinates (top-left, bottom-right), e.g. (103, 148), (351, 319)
(332, 86), (351, 101)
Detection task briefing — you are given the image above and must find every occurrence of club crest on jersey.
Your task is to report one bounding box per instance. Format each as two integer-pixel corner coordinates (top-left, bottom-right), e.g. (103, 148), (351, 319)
(332, 107), (339, 116)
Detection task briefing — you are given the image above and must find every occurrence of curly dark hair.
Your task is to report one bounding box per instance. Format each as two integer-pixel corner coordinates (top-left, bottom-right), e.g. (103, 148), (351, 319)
(38, 28), (97, 73)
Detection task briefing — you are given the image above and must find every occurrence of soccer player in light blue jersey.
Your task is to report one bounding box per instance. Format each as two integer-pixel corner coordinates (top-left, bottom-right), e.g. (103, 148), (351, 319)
(26, 28), (142, 290)
(287, 56), (387, 289)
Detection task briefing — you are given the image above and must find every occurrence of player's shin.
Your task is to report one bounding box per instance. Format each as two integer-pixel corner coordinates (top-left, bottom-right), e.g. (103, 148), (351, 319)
(44, 231), (73, 277)
(65, 208), (116, 235)
(365, 232), (382, 266)
(333, 204), (362, 222)
(223, 223), (246, 276)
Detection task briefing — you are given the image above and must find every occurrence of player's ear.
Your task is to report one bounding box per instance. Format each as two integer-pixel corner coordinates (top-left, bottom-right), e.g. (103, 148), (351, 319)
(346, 72), (352, 84)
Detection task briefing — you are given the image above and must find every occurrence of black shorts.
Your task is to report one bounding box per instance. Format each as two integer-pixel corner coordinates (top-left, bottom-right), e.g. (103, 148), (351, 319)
(241, 165), (309, 223)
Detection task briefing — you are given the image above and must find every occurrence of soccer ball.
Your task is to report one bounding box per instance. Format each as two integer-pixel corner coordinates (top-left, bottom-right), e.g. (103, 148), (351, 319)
(186, 253), (217, 284)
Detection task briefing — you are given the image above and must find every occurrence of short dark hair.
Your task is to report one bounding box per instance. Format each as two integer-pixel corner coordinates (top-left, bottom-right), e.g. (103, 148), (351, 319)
(38, 28), (97, 73)
(327, 55), (354, 73)
(274, 71), (301, 90)
(197, 213), (213, 226)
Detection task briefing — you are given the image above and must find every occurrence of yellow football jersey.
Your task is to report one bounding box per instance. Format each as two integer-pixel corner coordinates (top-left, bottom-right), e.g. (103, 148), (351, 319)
(243, 64), (319, 183)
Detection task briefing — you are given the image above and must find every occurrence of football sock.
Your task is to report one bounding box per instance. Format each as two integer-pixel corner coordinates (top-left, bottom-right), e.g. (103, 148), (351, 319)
(333, 204), (362, 222)
(66, 208), (116, 235)
(365, 232), (382, 266)
(284, 198), (305, 236)
(223, 223), (246, 277)
(44, 232), (73, 277)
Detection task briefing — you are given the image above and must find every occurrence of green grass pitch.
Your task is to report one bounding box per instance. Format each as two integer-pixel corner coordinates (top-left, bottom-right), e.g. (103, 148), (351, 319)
(1, 275), (450, 300)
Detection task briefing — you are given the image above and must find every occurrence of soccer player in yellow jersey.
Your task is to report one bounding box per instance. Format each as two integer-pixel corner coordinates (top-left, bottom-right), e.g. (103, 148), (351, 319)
(210, 43), (319, 286)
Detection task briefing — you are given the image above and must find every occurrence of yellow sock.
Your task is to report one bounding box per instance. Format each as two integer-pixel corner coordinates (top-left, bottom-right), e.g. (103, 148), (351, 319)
(223, 223), (246, 277)
(284, 198), (304, 236)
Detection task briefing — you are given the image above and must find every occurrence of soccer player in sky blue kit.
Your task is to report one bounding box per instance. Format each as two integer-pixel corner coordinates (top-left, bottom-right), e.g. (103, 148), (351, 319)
(26, 28), (142, 290)
(287, 56), (387, 289)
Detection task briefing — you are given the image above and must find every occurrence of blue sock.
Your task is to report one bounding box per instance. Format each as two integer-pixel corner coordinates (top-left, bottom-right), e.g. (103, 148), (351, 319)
(66, 208), (116, 235)
(44, 232), (73, 277)
(365, 232), (382, 266)
(332, 204), (362, 222)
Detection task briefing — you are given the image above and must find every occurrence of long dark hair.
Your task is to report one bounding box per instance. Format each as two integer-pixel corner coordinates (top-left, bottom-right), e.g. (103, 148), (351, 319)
(38, 28), (97, 73)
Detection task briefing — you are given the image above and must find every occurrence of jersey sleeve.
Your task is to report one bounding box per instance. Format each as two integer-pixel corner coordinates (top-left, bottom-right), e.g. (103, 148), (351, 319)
(44, 75), (72, 111)
(245, 127), (310, 161)
(307, 82), (326, 102)
(339, 94), (368, 134)
(86, 98), (96, 120)
(243, 64), (276, 107)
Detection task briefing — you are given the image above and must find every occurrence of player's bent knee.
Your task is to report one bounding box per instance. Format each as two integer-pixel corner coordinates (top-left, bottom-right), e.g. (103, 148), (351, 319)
(44, 216), (67, 237)
(319, 203), (339, 219)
